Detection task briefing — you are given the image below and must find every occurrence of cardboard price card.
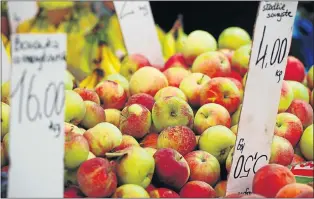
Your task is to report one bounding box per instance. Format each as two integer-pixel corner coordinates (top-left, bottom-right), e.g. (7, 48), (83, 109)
(113, 1), (164, 67)
(7, 34), (66, 198)
(226, 1), (298, 195)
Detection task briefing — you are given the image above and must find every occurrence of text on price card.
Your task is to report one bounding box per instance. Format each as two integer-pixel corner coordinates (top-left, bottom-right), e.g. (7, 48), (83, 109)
(8, 34), (66, 198)
(226, 1), (298, 195)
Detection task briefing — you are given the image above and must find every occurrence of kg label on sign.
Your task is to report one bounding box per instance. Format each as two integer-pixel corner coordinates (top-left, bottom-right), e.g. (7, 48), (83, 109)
(8, 34), (66, 198)
(226, 1), (298, 195)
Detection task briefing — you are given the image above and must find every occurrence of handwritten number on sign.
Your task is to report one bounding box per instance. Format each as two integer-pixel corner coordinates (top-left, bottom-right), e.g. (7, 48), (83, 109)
(119, 2), (149, 20)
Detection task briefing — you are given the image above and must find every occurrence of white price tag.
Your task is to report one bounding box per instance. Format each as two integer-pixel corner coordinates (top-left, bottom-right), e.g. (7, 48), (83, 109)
(8, 34), (66, 198)
(7, 1), (38, 33)
(1, 40), (11, 83)
(113, 1), (164, 67)
(226, 1), (298, 195)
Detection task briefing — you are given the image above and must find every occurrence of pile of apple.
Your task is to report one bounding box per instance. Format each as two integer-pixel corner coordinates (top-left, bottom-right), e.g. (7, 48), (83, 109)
(1, 27), (314, 198)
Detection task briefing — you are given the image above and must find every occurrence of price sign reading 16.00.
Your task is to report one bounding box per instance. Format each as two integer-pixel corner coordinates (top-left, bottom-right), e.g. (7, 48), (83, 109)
(8, 34), (66, 198)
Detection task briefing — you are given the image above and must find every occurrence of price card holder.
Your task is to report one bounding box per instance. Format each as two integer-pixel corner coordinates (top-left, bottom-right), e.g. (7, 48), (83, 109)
(226, 1), (298, 195)
(7, 2), (38, 33)
(1, 40), (11, 83)
(7, 34), (66, 198)
(113, 1), (164, 67)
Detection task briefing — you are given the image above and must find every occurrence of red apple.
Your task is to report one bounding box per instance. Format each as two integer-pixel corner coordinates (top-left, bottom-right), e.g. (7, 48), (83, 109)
(274, 112), (303, 147)
(214, 180), (227, 197)
(125, 93), (155, 112)
(218, 49), (234, 65)
(153, 148), (190, 190)
(287, 100), (313, 128)
(149, 188), (180, 198)
(226, 71), (243, 83)
(269, 135), (294, 166)
(77, 158), (117, 197)
(252, 164), (296, 198)
(64, 186), (84, 198)
(73, 88), (100, 105)
(192, 51), (231, 78)
(157, 126), (196, 156)
(140, 133), (159, 149)
(120, 54), (151, 80)
(184, 150), (221, 186)
(95, 80), (127, 110)
(179, 181), (216, 198)
(278, 80), (294, 113)
(163, 67), (190, 88)
(227, 77), (244, 101)
(275, 183), (313, 198)
(163, 53), (189, 71)
(284, 56), (305, 83)
(200, 77), (241, 114)
(112, 135), (139, 152)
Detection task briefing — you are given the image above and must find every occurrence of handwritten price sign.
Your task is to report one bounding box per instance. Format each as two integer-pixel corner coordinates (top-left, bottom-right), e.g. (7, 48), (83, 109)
(226, 1), (298, 195)
(8, 34), (66, 198)
(113, 1), (164, 67)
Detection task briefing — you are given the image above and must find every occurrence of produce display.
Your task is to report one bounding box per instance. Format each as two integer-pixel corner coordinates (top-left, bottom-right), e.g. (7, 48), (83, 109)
(1, 1), (314, 198)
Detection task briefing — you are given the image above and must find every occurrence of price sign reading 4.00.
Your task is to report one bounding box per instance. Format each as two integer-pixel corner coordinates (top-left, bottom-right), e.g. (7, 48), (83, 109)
(226, 1), (298, 195)
(8, 34), (66, 198)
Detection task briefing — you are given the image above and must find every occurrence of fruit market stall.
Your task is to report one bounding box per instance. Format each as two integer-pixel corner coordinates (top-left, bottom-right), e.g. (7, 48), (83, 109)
(0, 1), (313, 198)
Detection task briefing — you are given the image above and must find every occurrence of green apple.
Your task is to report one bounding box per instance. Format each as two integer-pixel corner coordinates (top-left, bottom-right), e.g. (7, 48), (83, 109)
(80, 101), (106, 129)
(65, 70), (74, 90)
(152, 96), (194, 132)
(116, 146), (155, 188)
(287, 81), (310, 103)
(218, 27), (251, 50)
(105, 74), (130, 96)
(231, 104), (242, 126)
(112, 184), (150, 198)
(300, 124), (313, 160)
(64, 90), (86, 125)
(1, 81), (10, 104)
(1, 102), (10, 139)
(199, 125), (236, 164)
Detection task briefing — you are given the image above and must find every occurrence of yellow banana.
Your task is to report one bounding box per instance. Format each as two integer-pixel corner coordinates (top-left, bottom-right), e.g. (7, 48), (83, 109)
(86, 70), (99, 90)
(104, 44), (121, 72)
(156, 24), (166, 46)
(100, 45), (119, 78)
(107, 14), (127, 59)
(162, 27), (177, 60)
(175, 15), (188, 53)
(79, 73), (94, 89)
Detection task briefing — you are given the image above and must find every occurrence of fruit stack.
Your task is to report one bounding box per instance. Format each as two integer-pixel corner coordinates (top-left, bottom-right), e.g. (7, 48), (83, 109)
(1, 13), (314, 199)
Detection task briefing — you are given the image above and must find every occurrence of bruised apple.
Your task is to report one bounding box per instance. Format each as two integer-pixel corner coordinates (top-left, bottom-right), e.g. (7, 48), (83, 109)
(73, 88), (100, 105)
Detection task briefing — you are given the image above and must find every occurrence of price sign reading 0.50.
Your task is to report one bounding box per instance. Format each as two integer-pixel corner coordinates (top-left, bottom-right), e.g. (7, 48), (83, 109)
(8, 34), (66, 198)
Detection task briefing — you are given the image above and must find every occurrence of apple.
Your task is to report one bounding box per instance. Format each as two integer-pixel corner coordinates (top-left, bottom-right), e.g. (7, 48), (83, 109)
(65, 70), (74, 90)
(184, 150), (220, 186)
(180, 181), (216, 198)
(299, 124), (313, 160)
(64, 130), (90, 170)
(112, 184), (150, 198)
(149, 188), (180, 198)
(199, 125), (236, 164)
(83, 122), (122, 157)
(200, 77), (241, 114)
(295, 191), (314, 198)
(218, 27), (251, 50)
(179, 73), (211, 107)
(225, 147), (234, 173)
(287, 80), (310, 103)
(146, 184), (156, 193)
(73, 88), (100, 105)
(115, 146), (155, 188)
(153, 148), (190, 190)
(194, 103), (231, 135)
(287, 100), (313, 128)
(95, 80), (127, 110)
(152, 96), (194, 132)
(192, 51), (231, 78)
(120, 53), (151, 81)
(125, 93), (155, 112)
(154, 86), (187, 102)
(120, 104), (152, 139)
(140, 133), (159, 149)
(163, 67), (190, 88)
(157, 126), (196, 156)
(77, 158), (117, 197)
(230, 125), (238, 135)
(1, 102), (10, 139)
(269, 135), (294, 166)
(112, 135), (139, 152)
(307, 65), (313, 89)
(182, 30), (217, 65)
(231, 44), (251, 76)
(278, 80), (294, 112)
(215, 180), (227, 197)
(275, 183), (313, 198)
(104, 73), (130, 96)
(1, 81), (10, 104)
(291, 154), (305, 165)
(252, 164), (296, 198)
(65, 90), (86, 125)
(64, 186), (84, 198)
(79, 101), (106, 129)
(231, 104), (242, 126)
(104, 108), (121, 127)
(144, 147), (157, 157)
(87, 151), (96, 160)
(65, 122), (84, 135)
(284, 56), (305, 83)
(129, 67), (169, 97)
(241, 194), (265, 198)
(227, 77), (244, 102)
(163, 53), (189, 71)
(225, 193), (245, 198)
(218, 49), (234, 65)
(274, 112), (303, 147)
